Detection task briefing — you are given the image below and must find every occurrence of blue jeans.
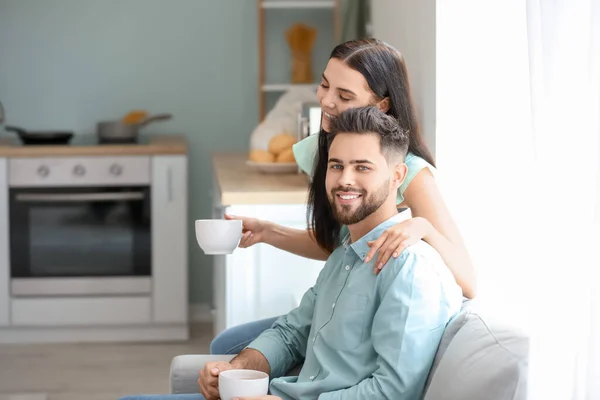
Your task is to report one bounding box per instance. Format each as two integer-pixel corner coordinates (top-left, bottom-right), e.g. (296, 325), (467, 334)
(119, 396), (203, 400)
(210, 316), (280, 354)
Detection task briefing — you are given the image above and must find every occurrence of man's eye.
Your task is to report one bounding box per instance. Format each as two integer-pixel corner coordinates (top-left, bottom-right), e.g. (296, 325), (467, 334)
(357, 165), (370, 171)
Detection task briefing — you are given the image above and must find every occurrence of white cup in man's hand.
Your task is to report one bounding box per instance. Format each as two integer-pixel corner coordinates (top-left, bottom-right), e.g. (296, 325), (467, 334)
(218, 369), (269, 400)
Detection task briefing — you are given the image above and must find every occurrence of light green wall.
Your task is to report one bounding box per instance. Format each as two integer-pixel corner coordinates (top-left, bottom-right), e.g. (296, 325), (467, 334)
(0, 0), (334, 305)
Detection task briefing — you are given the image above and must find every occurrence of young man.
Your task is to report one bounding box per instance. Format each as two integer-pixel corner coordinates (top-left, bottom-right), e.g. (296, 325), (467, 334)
(118, 107), (462, 400)
(198, 107), (463, 400)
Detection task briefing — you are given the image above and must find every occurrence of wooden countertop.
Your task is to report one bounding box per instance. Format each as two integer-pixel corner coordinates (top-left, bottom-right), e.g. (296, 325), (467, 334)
(213, 153), (310, 205)
(0, 134), (188, 157)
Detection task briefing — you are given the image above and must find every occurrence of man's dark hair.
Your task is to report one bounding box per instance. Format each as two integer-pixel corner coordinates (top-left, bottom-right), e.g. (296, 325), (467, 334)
(307, 106), (409, 254)
(328, 106), (409, 162)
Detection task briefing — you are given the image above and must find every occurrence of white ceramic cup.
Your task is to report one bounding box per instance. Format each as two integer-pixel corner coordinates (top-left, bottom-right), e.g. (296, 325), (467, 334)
(194, 219), (242, 255)
(218, 369), (269, 400)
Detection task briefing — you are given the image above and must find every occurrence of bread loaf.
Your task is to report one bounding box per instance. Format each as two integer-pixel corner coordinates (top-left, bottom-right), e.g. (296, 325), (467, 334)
(249, 149), (275, 163)
(276, 148), (296, 163)
(268, 134), (297, 155)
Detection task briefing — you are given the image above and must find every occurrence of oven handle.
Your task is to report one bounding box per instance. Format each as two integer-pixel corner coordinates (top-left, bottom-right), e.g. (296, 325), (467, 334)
(15, 191), (146, 202)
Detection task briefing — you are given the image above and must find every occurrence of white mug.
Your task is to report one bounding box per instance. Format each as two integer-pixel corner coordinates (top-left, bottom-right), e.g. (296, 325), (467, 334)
(195, 219), (243, 255)
(218, 369), (269, 400)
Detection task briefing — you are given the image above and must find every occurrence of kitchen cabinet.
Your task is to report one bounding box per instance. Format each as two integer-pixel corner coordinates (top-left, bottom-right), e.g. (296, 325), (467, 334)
(151, 155), (188, 324)
(211, 153), (325, 335)
(0, 157), (9, 327)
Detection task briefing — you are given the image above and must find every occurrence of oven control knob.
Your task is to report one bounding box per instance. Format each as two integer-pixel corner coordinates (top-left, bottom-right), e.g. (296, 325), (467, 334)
(110, 164), (123, 176)
(73, 165), (86, 176)
(37, 165), (50, 178)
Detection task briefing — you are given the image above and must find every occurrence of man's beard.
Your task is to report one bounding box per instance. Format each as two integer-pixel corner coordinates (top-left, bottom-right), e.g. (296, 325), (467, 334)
(328, 181), (390, 225)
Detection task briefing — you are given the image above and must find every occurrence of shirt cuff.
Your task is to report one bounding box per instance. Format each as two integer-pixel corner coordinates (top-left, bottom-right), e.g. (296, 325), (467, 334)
(247, 333), (293, 378)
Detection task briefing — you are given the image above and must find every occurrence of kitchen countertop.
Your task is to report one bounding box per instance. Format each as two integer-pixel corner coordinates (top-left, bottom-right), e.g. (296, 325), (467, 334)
(0, 134), (187, 157)
(213, 153), (310, 205)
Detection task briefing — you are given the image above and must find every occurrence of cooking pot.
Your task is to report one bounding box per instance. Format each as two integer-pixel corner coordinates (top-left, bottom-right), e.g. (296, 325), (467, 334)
(97, 113), (172, 143)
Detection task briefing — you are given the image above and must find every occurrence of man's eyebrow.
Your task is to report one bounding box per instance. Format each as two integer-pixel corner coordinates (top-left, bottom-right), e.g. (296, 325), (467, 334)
(321, 73), (357, 96)
(328, 158), (375, 165)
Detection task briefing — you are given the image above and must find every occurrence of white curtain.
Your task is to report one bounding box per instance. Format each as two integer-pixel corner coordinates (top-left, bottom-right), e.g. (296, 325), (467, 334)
(526, 0), (600, 398)
(435, 1), (600, 399)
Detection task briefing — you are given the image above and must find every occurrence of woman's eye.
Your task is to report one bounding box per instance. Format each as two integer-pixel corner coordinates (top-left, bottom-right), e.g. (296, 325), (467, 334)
(319, 82), (329, 89)
(330, 164), (342, 170)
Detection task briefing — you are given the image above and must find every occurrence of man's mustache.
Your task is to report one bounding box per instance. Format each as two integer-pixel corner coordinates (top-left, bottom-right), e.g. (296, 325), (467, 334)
(331, 186), (365, 195)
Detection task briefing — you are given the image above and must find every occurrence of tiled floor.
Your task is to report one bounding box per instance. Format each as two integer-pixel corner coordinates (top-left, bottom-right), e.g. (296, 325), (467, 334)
(0, 323), (212, 400)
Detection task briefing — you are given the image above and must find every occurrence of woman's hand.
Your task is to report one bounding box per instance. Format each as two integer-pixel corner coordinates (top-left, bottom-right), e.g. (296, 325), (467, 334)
(365, 217), (432, 274)
(225, 214), (269, 248)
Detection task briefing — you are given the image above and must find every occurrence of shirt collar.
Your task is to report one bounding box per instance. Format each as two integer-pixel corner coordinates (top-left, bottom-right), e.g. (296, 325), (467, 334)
(342, 210), (411, 261)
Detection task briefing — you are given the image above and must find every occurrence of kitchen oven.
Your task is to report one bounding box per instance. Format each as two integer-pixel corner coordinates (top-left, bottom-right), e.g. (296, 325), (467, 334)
(8, 156), (152, 297)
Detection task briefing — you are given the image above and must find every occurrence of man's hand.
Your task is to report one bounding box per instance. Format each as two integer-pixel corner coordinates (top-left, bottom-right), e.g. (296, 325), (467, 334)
(198, 361), (234, 400)
(233, 396), (282, 400)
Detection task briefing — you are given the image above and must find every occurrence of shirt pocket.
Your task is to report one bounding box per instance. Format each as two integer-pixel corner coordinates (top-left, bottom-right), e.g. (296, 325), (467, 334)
(320, 291), (369, 351)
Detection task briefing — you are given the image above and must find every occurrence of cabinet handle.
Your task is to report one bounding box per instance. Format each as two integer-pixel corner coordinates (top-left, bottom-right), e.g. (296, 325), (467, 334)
(167, 167), (173, 202)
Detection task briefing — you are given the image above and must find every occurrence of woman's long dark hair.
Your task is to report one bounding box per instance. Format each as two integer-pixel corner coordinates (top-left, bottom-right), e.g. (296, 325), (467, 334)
(308, 38), (435, 253)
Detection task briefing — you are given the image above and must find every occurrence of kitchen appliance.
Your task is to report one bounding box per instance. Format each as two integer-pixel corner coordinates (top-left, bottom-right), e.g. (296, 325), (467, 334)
(97, 113), (172, 144)
(297, 102), (322, 141)
(5, 125), (74, 145)
(8, 156), (152, 297)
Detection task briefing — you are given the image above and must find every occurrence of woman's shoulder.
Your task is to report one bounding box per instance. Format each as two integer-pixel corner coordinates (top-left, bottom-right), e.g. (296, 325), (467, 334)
(292, 134), (319, 176)
(397, 152), (437, 203)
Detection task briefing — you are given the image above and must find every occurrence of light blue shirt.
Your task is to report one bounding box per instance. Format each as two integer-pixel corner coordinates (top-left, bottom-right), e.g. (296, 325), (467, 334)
(248, 212), (463, 400)
(292, 134), (436, 204)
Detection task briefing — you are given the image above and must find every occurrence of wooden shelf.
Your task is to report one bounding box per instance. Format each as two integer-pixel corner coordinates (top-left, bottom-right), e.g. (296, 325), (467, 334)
(257, 0), (340, 120)
(262, 83), (318, 92)
(262, 1), (335, 9)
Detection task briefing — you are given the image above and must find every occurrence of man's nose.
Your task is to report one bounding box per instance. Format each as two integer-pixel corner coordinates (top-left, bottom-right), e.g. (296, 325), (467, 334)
(338, 168), (355, 187)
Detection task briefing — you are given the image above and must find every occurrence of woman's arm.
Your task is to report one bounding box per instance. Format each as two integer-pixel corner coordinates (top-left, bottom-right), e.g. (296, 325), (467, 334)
(402, 169), (477, 298)
(226, 214), (330, 261)
(263, 223), (330, 261)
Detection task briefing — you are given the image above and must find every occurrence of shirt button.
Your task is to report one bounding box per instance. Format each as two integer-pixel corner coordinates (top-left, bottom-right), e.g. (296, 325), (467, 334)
(310, 376), (315, 380)
(345, 265), (350, 271)
(332, 303), (335, 308)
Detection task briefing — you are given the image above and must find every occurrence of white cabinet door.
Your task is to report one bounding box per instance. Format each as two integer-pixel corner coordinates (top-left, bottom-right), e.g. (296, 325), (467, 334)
(0, 158), (9, 326)
(151, 155), (188, 324)
(214, 204), (325, 333)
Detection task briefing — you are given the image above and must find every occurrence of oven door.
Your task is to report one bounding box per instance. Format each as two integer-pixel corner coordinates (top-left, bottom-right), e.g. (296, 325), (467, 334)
(9, 186), (151, 297)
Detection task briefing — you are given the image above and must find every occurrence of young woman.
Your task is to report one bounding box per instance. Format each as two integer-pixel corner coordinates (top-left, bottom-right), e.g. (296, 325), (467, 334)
(211, 38), (476, 355)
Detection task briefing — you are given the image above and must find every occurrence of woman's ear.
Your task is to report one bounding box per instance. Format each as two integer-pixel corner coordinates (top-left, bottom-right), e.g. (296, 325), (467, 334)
(377, 97), (390, 113)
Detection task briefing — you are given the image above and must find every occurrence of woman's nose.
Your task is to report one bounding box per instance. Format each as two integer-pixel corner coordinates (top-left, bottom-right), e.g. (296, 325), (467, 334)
(320, 93), (336, 110)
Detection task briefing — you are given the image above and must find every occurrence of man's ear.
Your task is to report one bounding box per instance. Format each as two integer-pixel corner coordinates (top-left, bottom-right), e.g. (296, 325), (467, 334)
(392, 162), (408, 189)
(377, 97), (390, 113)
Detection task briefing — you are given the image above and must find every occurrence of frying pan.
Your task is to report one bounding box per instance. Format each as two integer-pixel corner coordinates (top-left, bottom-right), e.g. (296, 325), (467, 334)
(5, 125), (74, 145)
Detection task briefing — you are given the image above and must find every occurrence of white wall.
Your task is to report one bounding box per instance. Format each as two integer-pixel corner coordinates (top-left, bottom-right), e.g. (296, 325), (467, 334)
(371, 0), (437, 159)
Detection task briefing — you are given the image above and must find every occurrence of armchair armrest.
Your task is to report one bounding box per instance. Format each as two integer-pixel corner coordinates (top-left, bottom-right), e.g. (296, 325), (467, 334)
(169, 354), (235, 394)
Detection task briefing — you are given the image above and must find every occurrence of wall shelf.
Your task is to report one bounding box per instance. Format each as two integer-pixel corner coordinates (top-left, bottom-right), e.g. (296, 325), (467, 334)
(261, 1), (335, 9)
(262, 83), (319, 92)
(257, 0), (340, 121)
